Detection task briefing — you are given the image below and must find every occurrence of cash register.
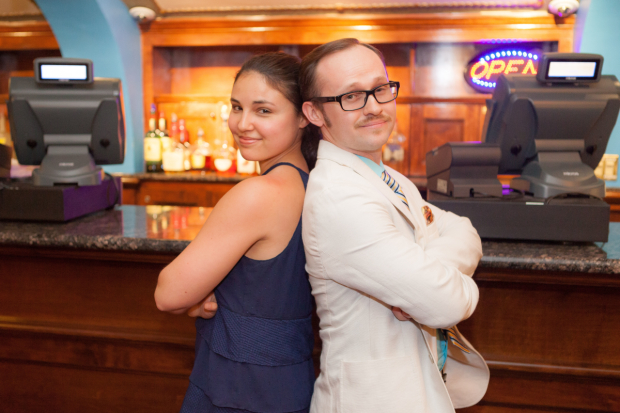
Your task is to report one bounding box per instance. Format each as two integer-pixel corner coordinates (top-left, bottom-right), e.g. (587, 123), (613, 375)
(0, 58), (125, 221)
(426, 53), (620, 242)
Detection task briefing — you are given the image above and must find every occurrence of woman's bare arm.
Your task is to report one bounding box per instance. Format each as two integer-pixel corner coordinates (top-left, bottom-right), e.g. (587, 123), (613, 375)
(154, 177), (277, 313)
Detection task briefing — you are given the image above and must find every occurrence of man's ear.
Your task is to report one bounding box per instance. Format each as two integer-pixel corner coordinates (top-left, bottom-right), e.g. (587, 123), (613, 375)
(302, 101), (324, 128)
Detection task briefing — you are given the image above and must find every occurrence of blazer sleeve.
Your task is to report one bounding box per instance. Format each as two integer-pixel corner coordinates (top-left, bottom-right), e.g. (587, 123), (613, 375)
(422, 202), (483, 277)
(303, 182), (479, 329)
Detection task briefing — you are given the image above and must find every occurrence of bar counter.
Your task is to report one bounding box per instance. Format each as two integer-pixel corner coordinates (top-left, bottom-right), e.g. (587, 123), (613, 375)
(1, 205), (619, 271)
(1, 206), (618, 413)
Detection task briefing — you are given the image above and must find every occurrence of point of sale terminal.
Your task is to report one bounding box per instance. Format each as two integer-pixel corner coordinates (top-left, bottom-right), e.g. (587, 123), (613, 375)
(426, 53), (620, 242)
(0, 58), (125, 221)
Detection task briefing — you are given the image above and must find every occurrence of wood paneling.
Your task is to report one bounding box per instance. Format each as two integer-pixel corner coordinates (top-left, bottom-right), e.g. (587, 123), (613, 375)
(2, 244), (617, 412)
(141, 12), (575, 177)
(122, 178), (236, 207)
(0, 22), (60, 141)
(605, 190), (620, 222)
(152, 47), (173, 96)
(0, 21), (58, 50)
(0, 361), (190, 413)
(456, 267), (620, 413)
(0, 249), (187, 336)
(409, 102), (485, 175)
(383, 103), (412, 174)
(0, 246), (194, 412)
(459, 370), (620, 413)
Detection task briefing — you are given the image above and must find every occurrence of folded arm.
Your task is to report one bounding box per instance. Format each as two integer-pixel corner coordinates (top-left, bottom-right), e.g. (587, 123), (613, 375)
(305, 184), (479, 328)
(154, 178), (272, 314)
(422, 202), (483, 277)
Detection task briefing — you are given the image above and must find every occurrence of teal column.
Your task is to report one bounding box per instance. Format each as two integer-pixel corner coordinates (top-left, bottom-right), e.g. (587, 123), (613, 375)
(35, 0), (144, 173)
(578, 0), (620, 187)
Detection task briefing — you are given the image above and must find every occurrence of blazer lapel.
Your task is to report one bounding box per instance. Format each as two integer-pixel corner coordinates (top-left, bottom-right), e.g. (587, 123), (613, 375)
(317, 141), (418, 230)
(384, 164), (427, 232)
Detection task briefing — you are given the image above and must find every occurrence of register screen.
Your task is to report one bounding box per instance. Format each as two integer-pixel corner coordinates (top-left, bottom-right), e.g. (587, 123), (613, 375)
(40, 64), (88, 81)
(548, 61), (598, 78)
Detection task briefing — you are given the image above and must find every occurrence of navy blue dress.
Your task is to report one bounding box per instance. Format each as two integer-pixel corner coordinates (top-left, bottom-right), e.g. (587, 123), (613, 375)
(180, 163), (315, 413)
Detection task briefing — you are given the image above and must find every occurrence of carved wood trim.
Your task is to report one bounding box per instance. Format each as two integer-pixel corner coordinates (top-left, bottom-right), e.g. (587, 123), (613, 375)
(0, 21), (58, 50)
(0, 246), (177, 264)
(142, 12), (572, 33)
(0, 323), (193, 377)
(474, 267), (620, 288)
(157, 1), (544, 15)
(0, 318), (193, 346)
(488, 360), (620, 380)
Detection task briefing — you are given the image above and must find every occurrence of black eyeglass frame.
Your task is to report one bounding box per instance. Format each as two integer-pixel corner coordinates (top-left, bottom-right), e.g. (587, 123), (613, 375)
(311, 81), (400, 111)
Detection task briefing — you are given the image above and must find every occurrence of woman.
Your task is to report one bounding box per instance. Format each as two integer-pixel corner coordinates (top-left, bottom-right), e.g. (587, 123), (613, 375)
(154, 52), (319, 413)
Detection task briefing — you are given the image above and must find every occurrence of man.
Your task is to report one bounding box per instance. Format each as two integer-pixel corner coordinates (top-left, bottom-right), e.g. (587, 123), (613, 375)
(300, 38), (489, 413)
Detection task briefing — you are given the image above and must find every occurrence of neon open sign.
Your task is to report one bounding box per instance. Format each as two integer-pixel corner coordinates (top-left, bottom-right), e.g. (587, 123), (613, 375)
(465, 49), (540, 93)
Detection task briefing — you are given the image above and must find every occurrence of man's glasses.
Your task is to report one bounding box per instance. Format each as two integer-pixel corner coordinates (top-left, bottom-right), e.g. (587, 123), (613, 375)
(311, 81), (400, 111)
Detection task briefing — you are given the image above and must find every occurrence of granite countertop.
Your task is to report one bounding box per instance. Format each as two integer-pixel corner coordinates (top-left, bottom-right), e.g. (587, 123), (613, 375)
(480, 228), (620, 274)
(0, 205), (619, 274)
(0, 205), (210, 254)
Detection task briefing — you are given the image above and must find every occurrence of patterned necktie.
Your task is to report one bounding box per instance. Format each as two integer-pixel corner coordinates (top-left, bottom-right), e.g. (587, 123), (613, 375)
(381, 170), (409, 207)
(437, 327), (471, 374)
(444, 327), (471, 354)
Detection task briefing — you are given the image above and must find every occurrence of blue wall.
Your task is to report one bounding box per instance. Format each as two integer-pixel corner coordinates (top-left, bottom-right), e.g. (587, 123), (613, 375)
(35, 0), (143, 173)
(578, 0), (620, 186)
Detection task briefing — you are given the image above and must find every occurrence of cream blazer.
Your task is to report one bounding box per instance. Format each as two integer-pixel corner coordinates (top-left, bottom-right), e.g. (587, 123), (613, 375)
(302, 140), (489, 413)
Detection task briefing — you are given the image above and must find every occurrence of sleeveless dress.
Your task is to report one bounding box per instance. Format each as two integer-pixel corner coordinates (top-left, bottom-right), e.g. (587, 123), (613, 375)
(180, 162), (315, 413)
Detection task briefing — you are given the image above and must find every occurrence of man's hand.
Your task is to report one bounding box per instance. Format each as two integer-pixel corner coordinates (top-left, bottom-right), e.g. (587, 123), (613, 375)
(392, 306), (412, 321)
(187, 292), (218, 319)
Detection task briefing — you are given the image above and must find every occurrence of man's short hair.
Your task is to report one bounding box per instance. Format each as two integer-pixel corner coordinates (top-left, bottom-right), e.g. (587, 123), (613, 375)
(299, 38), (386, 103)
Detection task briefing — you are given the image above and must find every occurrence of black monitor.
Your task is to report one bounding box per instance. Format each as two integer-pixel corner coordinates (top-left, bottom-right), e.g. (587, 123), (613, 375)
(481, 53), (620, 198)
(7, 58), (125, 186)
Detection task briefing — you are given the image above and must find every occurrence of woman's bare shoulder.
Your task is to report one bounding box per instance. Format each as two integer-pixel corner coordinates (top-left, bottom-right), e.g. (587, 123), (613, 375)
(214, 171), (300, 222)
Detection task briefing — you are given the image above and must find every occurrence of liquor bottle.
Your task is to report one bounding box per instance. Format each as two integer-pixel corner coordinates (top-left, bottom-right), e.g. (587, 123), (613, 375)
(213, 105), (237, 173)
(162, 142), (186, 172)
(158, 112), (174, 154)
(178, 119), (191, 171)
(178, 118), (190, 146)
(169, 113), (179, 142)
(144, 104), (163, 172)
(191, 128), (212, 171)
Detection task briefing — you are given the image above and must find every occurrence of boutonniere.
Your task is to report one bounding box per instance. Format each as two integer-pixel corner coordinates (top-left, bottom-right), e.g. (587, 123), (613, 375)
(422, 206), (434, 225)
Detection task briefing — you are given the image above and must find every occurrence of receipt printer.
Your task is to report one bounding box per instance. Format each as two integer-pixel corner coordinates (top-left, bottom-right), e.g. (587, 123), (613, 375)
(426, 142), (503, 198)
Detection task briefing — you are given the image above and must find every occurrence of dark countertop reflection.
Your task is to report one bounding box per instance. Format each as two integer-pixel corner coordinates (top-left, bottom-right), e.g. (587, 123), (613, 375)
(0, 205), (211, 254)
(0, 205), (619, 273)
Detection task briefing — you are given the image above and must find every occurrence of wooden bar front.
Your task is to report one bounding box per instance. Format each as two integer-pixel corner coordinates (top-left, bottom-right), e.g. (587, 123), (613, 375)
(0, 247), (193, 413)
(459, 267), (620, 413)
(1, 207), (619, 412)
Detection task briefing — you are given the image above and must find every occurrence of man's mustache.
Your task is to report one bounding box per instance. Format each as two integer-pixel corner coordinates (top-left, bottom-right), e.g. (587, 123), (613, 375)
(355, 115), (392, 128)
